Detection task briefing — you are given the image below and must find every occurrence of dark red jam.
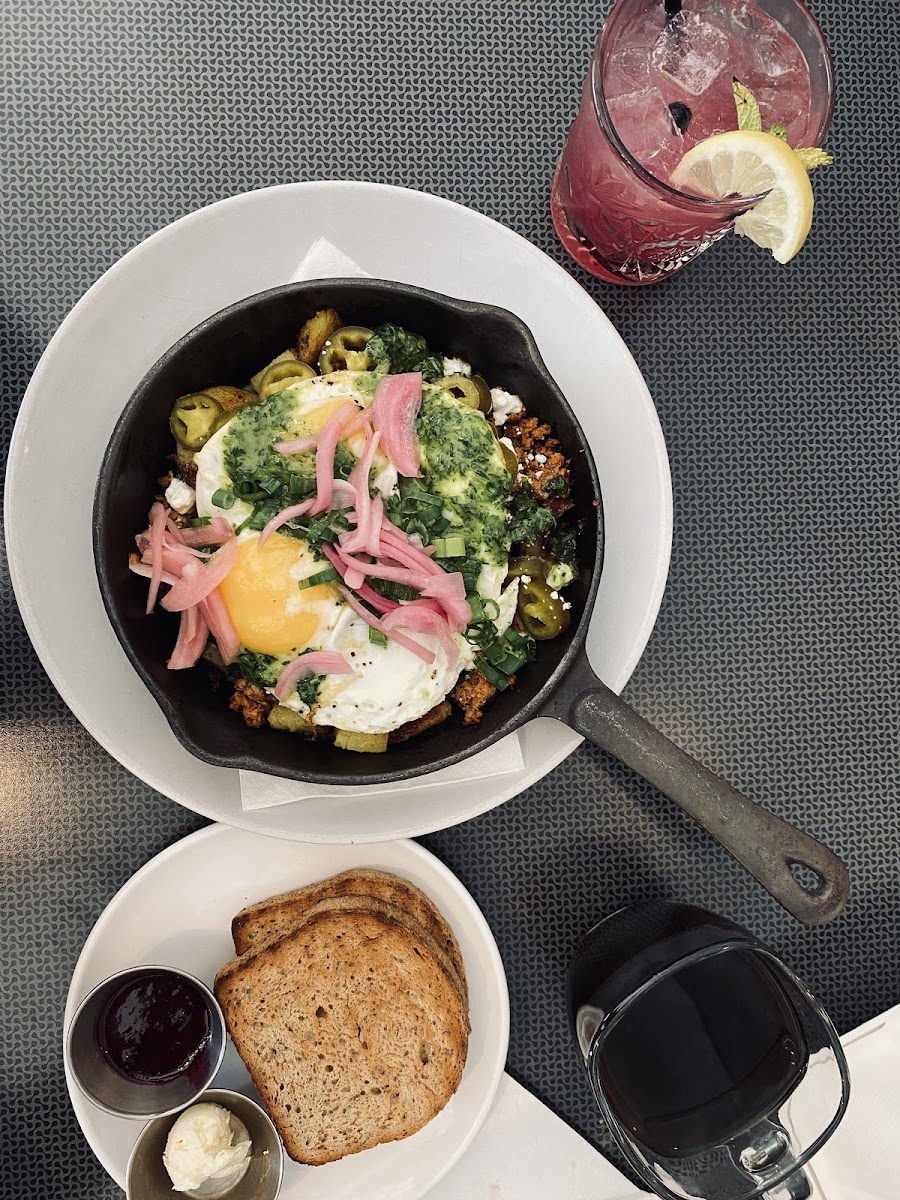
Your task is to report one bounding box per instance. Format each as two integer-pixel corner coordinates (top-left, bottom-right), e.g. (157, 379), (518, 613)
(97, 971), (211, 1084)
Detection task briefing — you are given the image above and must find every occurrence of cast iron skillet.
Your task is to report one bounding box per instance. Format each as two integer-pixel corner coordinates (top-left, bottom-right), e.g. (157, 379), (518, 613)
(95, 280), (849, 925)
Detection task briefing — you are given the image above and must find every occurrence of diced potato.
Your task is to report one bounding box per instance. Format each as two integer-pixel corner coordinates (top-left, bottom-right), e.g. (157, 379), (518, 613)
(296, 308), (343, 365)
(334, 728), (389, 753)
(267, 704), (316, 734)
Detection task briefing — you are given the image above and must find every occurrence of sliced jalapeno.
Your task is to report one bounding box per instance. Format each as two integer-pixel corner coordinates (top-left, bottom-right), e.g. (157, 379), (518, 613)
(470, 374), (492, 413)
(500, 442), (519, 478)
(507, 555), (550, 582)
(169, 393), (224, 451)
(257, 358), (316, 400)
(202, 385), (257, 412)
(516, 577), (570, 641)
(318, 326), (374, 374)
(437, 374), (483, 410)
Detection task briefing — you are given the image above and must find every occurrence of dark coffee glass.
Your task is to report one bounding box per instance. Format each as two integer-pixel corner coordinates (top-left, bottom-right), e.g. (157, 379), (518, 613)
(568, 902), (849, 1200)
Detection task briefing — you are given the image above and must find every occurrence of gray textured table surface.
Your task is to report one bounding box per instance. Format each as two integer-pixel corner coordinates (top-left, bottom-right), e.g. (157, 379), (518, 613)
(2, 0), (897, 1195)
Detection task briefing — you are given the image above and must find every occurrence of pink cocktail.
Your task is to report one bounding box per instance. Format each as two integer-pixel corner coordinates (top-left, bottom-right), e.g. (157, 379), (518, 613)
(552, 0), (834, 285)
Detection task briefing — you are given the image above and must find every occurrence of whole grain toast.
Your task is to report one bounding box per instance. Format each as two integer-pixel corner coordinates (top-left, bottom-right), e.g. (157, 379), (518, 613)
(231, 869), (466, 994)
(214, 906), (468, 1165)
(224, 893), (468, 1016)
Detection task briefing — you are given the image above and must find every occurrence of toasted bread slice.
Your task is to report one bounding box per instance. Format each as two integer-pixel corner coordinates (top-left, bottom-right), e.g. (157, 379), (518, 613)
(232, 869), (466, 995)
(223, 893), (468, 1018)
(215, 907), (468, 1164)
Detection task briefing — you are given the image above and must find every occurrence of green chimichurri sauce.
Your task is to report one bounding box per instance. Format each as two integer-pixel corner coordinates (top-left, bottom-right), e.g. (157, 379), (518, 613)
(416, 387), (512, 567)
(223, 389), (355, 505)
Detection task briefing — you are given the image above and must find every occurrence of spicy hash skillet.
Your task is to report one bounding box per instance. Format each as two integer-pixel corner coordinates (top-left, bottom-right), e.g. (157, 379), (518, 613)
(130, 309), (581, 754)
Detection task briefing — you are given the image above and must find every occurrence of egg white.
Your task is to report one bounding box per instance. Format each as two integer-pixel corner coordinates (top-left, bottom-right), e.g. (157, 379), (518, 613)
(274, 605), (473, 733)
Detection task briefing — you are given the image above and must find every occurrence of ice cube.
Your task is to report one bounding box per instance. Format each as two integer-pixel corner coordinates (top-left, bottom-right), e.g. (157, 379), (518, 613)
(754, 30), (805, 80)
(606, 90), (685, 169)
(604, 45), (652, 100)
(651, 13), (730, 97)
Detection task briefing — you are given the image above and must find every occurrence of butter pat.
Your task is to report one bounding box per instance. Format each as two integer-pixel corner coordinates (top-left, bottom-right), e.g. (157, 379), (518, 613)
(163, 1102), (251, 1193)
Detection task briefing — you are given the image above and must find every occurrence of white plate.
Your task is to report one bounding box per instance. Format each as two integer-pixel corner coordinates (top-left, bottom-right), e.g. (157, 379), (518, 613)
(5, 182), (672, 841)
(64, 825), (509, 1199)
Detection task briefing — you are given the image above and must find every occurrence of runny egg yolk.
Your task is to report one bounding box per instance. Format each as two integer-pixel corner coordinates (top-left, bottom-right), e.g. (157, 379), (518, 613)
(217, 533), (340, 657)
(295, 396), (369, 457)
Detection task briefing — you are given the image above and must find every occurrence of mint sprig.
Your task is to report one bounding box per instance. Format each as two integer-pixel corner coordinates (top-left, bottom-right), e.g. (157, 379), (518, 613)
(733, 78), (762, 131)
(732, 79), (834, 171)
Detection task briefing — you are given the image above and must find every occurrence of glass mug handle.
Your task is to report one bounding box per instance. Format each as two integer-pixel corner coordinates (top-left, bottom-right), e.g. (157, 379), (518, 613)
(736, 1120), (812, 1200)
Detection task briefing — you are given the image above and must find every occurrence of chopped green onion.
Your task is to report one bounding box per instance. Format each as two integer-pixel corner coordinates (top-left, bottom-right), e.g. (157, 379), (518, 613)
(298, 566), (340, 589)
(245, 507), (275, 531)
(189, 516), (212, 527)
(467, 622), (496, 650)
(484, 644), (526, 674)
(476, 658), (510, 690)
(211, 488), (236, 509)
(259, 475), (283, 496)
(460, 560), (482, 591)
(467, 595), (486, 623)
(503, 627), (537, 661)
(368, 626), (388, 647)
(483, 598), (500, 621)
(375, 580), (420, 602)
(484, 641), (520, 669)
(433, 535), (466, 558)
(288, 473), (311, 499)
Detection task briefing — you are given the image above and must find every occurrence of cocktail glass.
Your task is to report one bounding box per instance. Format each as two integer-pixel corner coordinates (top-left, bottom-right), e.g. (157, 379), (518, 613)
(552, 0), (834, 285)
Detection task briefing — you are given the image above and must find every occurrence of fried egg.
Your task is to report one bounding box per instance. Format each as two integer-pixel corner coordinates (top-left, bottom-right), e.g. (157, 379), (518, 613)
(192, 372), (508, 732)
(194, 374), (475, 729)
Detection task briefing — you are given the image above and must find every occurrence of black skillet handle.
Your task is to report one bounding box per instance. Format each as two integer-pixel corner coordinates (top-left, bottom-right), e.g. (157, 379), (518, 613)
(541, 652), (850, 925)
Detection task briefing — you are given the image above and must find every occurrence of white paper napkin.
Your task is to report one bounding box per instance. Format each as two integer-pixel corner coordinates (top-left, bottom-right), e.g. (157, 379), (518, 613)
(288, 236), (372, 281)
(239, 238), (524, 810)
(428, 1073), (647, 1200)
(241, 731), (524, 808)
(784, 1002), (900, 1200)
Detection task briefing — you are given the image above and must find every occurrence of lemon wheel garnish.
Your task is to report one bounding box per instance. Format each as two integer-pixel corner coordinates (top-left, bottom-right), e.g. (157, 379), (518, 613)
(670, 130), (815, 264)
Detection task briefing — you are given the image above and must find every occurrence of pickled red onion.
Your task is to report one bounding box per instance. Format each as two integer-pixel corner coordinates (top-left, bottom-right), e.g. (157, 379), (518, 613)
(371, 373), (423, 477)
(274, 651), (354, 702)
(160, 538), (240, 612)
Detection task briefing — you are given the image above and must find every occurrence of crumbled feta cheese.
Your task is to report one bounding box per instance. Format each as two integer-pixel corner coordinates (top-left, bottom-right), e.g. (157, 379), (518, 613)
(491, 387), (524, 427)
(499, 436), (516, 452)
(443, 356), (472, 377)
(534, 453), (547, 464)
(164, 478), (196, 514)
(547, 562), (575, 590)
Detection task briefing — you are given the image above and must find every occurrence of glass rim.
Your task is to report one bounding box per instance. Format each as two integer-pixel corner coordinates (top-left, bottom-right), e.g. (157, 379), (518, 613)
(585, 940), (851, 1200)
(591, 0), (836, 212)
